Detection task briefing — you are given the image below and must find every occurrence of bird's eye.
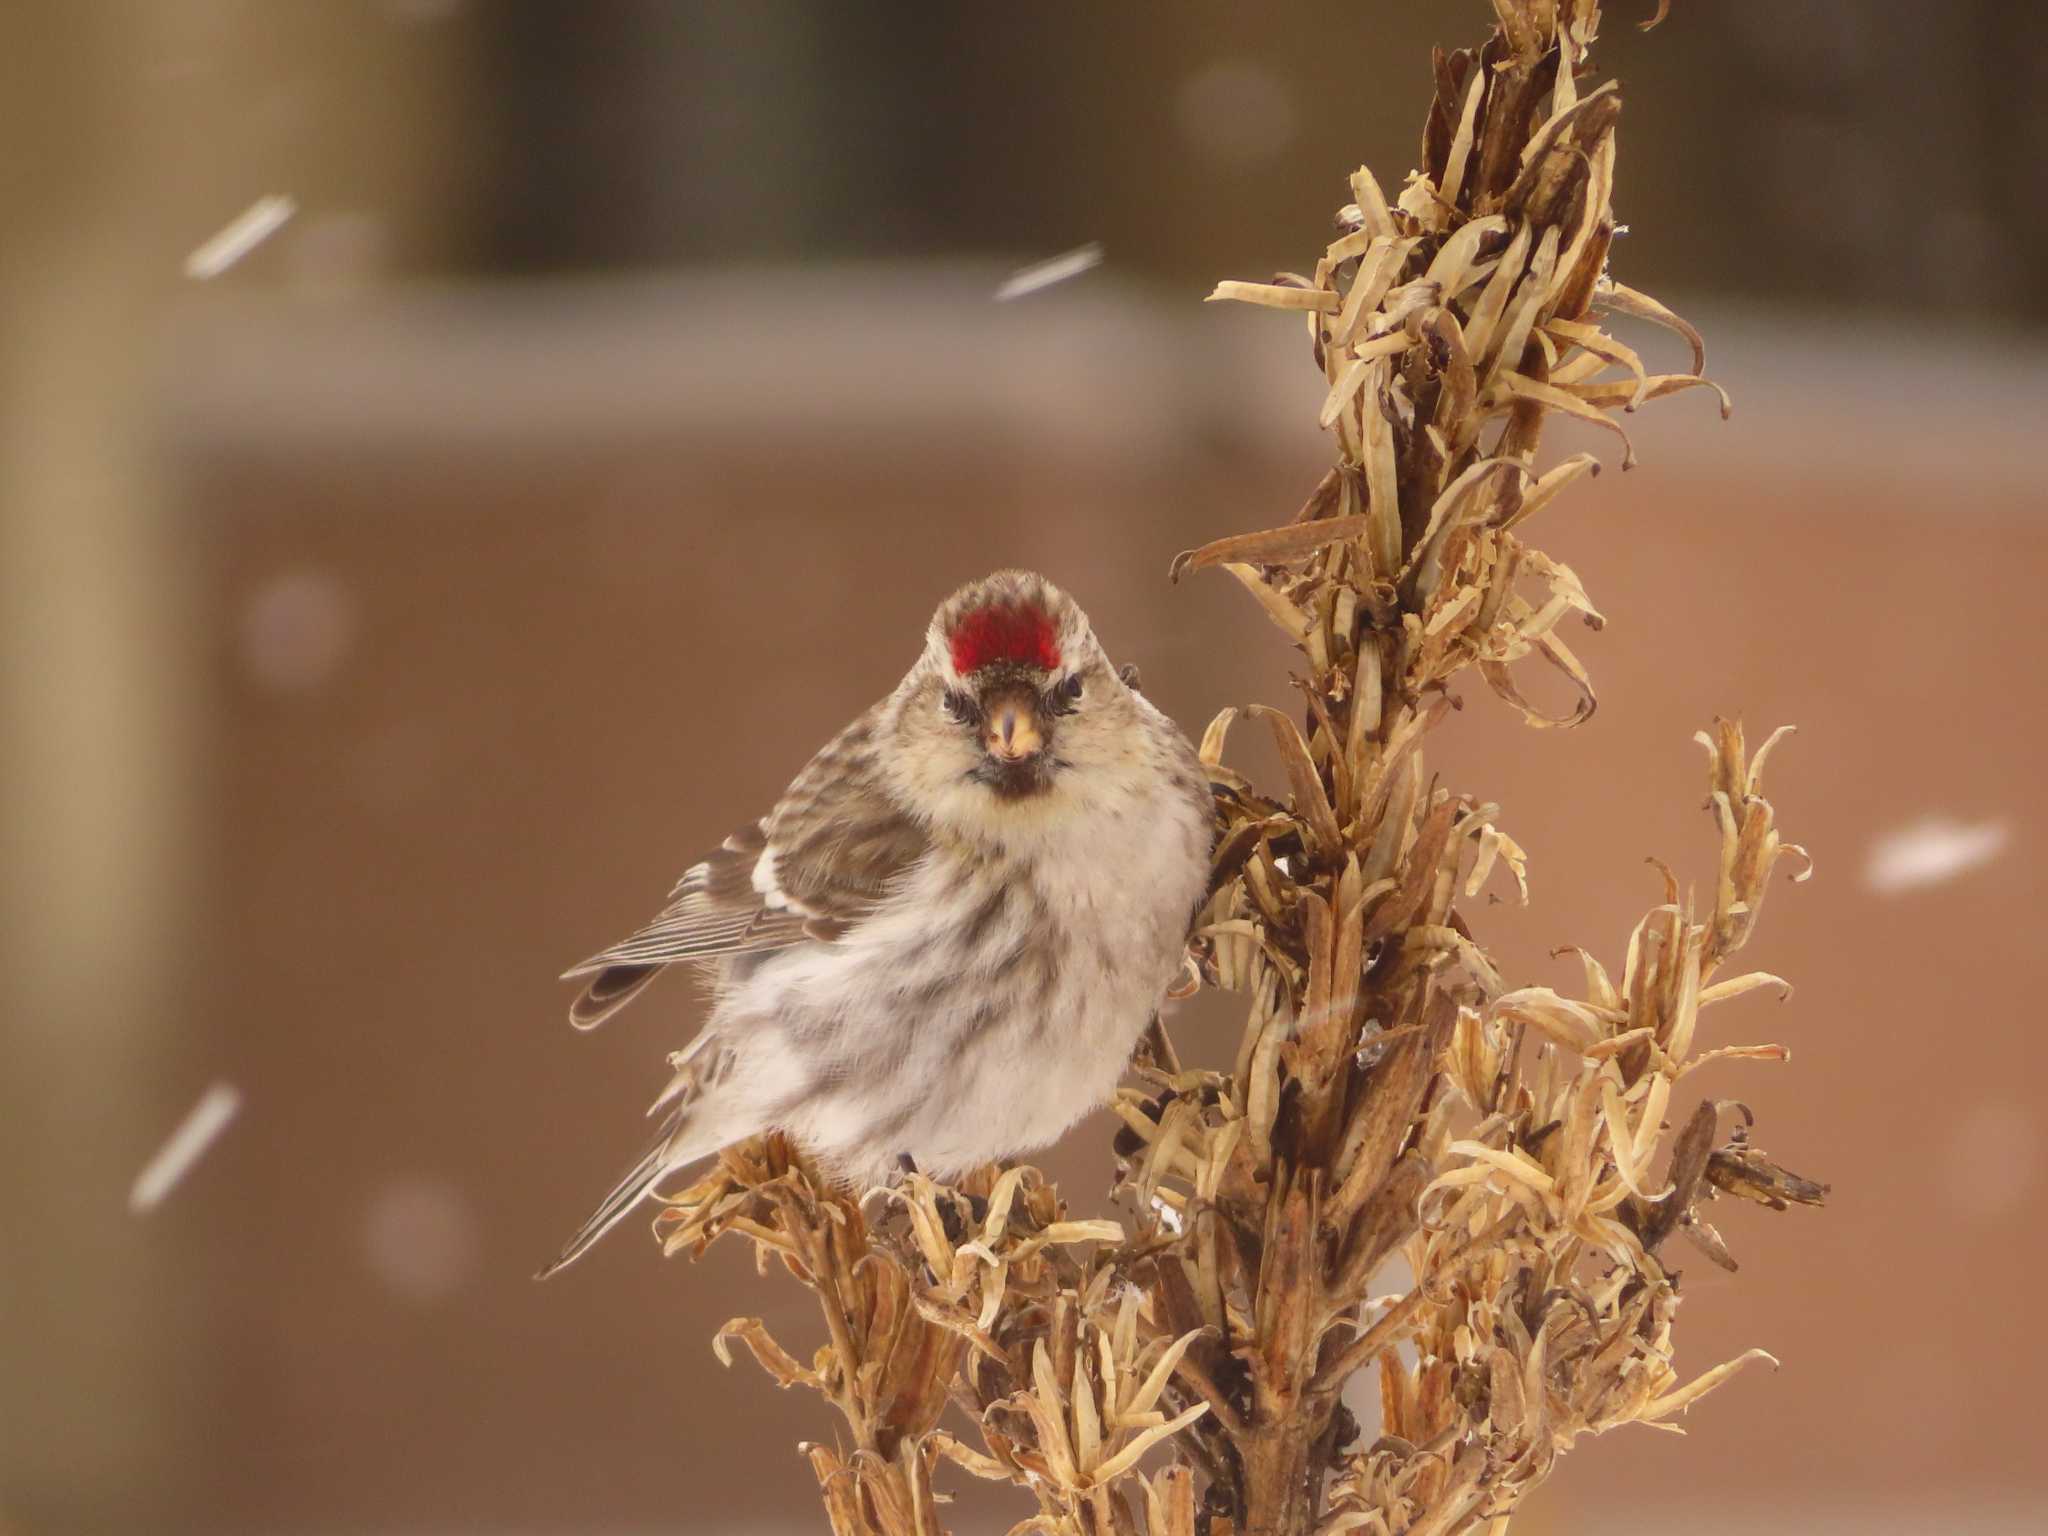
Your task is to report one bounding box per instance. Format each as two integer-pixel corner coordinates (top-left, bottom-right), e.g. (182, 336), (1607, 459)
(942, 690), (977, 724)
(1062, 674), (1084, 702)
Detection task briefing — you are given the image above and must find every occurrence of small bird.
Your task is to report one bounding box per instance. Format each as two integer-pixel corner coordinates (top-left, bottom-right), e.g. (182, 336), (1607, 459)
(541, 570), (1214, 1276)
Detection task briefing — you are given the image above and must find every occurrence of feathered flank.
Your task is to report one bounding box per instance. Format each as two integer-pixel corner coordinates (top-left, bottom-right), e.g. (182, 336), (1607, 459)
(559, 723), (934, 1031)
(560, 823), (814, 1030)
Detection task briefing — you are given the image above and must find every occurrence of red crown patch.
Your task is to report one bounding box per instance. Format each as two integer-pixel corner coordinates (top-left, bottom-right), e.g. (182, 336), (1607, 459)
(948, 603), (1061, 675)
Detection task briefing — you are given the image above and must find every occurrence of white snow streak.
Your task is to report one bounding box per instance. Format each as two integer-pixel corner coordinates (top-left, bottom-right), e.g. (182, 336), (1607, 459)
(130, 1083), (241, 1211)
(1864, 816), (2010, 895)
(184, 196), (296, 280)
(994, 243), (1103, 302)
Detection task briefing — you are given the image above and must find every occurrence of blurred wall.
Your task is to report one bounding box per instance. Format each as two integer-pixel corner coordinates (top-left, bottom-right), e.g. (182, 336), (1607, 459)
(0, 3), (474, 1529)
(2, 3), (2045, 1534)
(467, 2), (2047, 318)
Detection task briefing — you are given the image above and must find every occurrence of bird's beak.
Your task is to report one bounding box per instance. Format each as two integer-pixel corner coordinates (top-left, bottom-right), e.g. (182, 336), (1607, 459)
(983, 695), (1044, 762)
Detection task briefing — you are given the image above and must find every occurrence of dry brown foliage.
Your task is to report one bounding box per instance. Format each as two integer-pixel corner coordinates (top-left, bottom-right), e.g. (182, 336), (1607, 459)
(654, 5), (1826, 1534)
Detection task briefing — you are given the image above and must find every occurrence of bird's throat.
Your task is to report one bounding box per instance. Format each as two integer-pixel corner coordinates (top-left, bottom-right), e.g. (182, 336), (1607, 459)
(970, 755), (1056, 800)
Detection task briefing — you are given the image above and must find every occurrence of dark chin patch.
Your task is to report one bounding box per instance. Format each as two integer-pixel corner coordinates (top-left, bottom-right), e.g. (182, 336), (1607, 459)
(970, 756), (1054, 800)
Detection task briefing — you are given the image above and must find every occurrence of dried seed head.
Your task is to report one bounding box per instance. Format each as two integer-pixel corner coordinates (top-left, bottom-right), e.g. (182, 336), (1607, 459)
(650, 10), (1822, 1536)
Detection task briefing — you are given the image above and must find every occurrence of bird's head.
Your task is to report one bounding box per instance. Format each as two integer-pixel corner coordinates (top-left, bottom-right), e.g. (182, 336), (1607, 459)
(885, 571), (1154, 832)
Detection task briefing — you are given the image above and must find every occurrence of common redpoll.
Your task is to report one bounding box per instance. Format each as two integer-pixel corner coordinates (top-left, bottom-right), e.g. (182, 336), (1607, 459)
(541, 570), (1214, 1276)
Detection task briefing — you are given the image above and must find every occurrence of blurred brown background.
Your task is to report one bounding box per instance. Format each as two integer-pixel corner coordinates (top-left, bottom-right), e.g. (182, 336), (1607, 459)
(2, 3), (2044, 1533)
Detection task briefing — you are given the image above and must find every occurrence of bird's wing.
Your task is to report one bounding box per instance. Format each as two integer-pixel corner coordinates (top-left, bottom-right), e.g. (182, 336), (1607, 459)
(561, 701), (927, 1029)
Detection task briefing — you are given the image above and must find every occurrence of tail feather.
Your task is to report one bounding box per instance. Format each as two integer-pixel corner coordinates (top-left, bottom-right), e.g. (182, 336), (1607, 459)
(536, 1130), (678, 1280)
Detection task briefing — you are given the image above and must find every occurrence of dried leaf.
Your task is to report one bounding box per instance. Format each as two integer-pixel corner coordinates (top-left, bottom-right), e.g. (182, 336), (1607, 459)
(1172, 516), (1376, 582)
(1594, 277), (1706, 375)
(1706, 1149), (1830, 1210)
(1638, 1349), (1779, 1422)
(713, 1316), (818, 1388)
(1091, 1402), (1210, 1485)
(1208, 280), (1342, 313)
(1250, 704), (1344, 856)
(1220, 563), (1313, 643)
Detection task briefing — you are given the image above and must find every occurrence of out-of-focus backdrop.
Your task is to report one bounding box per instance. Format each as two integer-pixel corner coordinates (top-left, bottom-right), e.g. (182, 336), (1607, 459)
(3, 3), (2044, 1533)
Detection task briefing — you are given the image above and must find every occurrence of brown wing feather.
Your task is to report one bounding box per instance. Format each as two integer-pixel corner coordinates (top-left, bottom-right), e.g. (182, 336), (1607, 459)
(562, 701), (927, 1028)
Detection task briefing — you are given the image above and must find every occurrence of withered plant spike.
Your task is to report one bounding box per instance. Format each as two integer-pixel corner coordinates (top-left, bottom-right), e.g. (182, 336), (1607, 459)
(654, 7), (1824, 1536)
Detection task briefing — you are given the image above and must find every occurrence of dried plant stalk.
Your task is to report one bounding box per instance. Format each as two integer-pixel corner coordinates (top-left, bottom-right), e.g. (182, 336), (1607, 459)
(656, 6), (1825, 1536)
